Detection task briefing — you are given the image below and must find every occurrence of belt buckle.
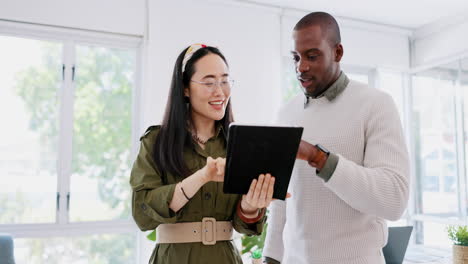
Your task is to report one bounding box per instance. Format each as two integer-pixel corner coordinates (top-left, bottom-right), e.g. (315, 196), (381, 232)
(201, 217), (216, 245)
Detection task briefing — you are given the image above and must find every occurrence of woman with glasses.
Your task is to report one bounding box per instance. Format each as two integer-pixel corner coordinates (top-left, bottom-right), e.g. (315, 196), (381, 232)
(130, 44), (276, 264)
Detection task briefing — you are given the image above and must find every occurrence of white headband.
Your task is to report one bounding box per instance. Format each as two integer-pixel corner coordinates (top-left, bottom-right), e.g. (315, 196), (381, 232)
(182, 43), (207, 73)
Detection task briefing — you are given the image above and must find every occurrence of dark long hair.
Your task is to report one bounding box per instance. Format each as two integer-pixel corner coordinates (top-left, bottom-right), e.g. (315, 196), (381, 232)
(153, 46), (234, 182)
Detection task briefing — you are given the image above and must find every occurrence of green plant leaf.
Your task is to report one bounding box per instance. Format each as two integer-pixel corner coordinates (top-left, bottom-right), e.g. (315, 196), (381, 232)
(447, 225), (468, 246)
(241, 222), (268, 254)
(147, 230), (156, 242)
(251, 248), (262, 259)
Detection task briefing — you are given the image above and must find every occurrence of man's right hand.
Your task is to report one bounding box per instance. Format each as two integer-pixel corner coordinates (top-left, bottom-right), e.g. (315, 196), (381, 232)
(296, 139), (316, 161)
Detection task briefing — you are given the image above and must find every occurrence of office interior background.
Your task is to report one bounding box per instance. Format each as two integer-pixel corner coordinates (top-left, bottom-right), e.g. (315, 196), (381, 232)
(1, 0), (468, 263)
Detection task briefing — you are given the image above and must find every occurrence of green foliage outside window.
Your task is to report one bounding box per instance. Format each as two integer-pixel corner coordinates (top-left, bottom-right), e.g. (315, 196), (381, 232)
(9, 43), (136, 264)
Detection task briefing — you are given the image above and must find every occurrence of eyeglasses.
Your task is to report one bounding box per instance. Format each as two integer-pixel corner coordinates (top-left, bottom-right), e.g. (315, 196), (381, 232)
(190, 79), (235, 92)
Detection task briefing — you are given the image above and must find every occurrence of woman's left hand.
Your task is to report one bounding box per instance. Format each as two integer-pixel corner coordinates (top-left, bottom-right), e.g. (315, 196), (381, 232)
(240, 173), (276, 214)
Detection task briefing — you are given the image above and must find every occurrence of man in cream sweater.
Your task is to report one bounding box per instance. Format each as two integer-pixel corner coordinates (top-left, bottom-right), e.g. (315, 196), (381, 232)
(263, 12), (410, 264)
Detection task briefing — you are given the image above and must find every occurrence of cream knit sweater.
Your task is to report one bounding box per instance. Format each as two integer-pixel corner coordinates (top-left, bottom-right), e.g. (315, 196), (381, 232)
(263, 80), (410, 264)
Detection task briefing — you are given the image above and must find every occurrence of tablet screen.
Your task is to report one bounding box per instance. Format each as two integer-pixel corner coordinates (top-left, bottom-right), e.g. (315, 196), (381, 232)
(223, 124), (303, 200)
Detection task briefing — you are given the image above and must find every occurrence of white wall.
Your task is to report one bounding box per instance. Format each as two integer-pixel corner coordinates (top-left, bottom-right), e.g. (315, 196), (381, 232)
(0, 0), (412, 133)
(142, 0), (282, 128)
(142, 1), (413, 130)
(412, 16), (468, 68)
(0, 0), (145, 35)
(281, 10), (411, 70)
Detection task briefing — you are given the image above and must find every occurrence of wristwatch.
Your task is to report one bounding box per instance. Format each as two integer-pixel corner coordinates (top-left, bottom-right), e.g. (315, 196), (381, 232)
(311, 144), (330, 170)
(315, 144), (330, 156)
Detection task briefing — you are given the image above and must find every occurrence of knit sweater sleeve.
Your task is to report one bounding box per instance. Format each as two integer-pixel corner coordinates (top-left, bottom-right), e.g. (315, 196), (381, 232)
(324, 92), (410, 221)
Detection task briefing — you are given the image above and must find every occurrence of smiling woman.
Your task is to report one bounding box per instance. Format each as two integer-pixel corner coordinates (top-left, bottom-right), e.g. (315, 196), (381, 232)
(184, 53), (233, 140)
(129, 44), (275, 264)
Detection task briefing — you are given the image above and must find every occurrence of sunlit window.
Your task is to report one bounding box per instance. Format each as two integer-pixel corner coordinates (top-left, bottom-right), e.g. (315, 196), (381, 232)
(0, 28), (140, 263)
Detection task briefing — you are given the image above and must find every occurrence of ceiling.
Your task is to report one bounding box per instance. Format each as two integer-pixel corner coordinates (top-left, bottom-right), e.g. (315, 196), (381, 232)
(238, 0), (468, 29)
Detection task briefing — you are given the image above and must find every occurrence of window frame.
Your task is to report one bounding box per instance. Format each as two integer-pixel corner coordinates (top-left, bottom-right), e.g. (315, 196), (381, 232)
(0, 19), (144, 262)
(408, 58), (468, 246)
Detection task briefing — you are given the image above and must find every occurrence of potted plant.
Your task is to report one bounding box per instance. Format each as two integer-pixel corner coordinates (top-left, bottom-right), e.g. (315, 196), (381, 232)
(447, 225), (468, 264)
(242, 222), (268, 263)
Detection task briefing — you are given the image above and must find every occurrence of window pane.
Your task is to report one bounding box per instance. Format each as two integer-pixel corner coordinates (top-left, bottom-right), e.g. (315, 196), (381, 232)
(462, 58), (468, 216)
(347, 73), (368, 84)
(15, 233), (137, 264)
(412, 70), (459, 218)
(413, 221), (451, 248)
(0, 36), (62, 224)
(282, 57), (301, 102)
(69, 45), (136, 222)
(379, 71), (404, 120)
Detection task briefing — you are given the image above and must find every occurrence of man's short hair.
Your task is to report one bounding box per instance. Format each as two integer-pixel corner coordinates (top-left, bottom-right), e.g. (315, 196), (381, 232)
(294, 12), (341, 45)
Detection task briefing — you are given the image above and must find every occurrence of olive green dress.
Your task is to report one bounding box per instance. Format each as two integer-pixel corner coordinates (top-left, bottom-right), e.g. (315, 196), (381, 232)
(130, 125), (265, 264)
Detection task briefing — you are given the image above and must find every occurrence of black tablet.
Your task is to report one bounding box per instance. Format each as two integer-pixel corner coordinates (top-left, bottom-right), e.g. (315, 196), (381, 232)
(223, 123), (303, 200)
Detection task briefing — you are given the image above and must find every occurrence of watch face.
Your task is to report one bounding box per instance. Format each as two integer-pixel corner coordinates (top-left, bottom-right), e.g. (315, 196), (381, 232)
(316, 144), (330, 155)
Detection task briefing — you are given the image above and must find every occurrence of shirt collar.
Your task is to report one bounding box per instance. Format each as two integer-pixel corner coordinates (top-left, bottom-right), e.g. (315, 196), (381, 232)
(214, 122), (225, 139)
(324, 71), (349, 101)
(191, 122), (226, 158)
(307, 71), (349, 102)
